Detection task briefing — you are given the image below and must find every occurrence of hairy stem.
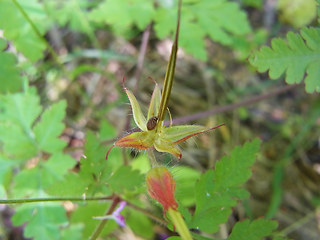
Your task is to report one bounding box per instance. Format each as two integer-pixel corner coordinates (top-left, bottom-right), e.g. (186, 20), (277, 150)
(168, 208), (193, 240)
(0, 196), (113, 204)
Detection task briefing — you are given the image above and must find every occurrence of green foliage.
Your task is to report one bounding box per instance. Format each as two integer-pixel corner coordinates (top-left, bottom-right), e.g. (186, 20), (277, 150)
(174, 166), (201, 207)
(190, 139), (261, 233)
(89, 0), (155, 35)
(241, 0), (263, 9)
(70, 202), (116, 239)
(12, 153), (75, 197)
(1, 0), (318, 239)
(126, 208), (154, 239)
(228, 218), (278, 240)
(0, 38), (22, 93)
(0, 0), (47, 62)
(277, 0), (317, 28)
(108, 165), (145, 193)
(45, 0), (92, 33)
(250, 27), (320, 93)
(12, 203), (68, 240)
(0, 90), (67, 159)
(155, 0), (251, 60)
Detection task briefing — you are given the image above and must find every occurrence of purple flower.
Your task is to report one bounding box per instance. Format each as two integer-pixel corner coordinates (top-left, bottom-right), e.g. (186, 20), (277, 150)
(112, 201), (126, 227)
(93, 201), (127, 227)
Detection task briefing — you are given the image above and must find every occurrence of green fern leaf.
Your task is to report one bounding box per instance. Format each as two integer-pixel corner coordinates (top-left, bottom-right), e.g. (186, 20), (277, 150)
(190, 139), (261, 233)
(228, 218), (278, 240)
(249, 27), (320, 93)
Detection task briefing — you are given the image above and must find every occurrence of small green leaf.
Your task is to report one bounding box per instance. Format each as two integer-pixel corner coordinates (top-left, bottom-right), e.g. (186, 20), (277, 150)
(12, 153), (75, 197)
(46, 0), (91, 33)
(0, 38), (22, 93)
(12, 203), (68, 240)
(0, 90), (41, 159)
(61, 224), (83, 240)
(191, 139), (261, 233)
(79, 131), (112, 196)
(108, 165), (144, 193)
(228, 218), (278, 240)
(126, 208), (154, 239)
(249, 27), (320, 93)
(0, 0), (47, 61)
(34, 101), (67, 153)
(174, 166), (201, 207)
(89, 0), (155, 33)
(0, 89), (41, 129)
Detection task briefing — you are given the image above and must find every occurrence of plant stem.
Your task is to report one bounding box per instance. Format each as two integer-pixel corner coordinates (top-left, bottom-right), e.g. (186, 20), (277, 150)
(168, 208), (193, 240)
(126, 201), (167, 226)
(171, 83), (299, 125)
(11, 0), (70, 78)
(90, 196), (121, 240)
(0, 196), (113, 204)
(158, 0), (182, 122)
(277, 210), (316, 236)
(147, 149), (159, 167)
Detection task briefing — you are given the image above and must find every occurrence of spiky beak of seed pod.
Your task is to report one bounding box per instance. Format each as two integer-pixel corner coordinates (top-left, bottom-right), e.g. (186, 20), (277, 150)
(146, 166), (178, 213)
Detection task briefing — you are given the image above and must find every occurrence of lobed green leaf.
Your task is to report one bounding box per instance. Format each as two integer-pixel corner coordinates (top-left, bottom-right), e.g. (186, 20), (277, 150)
(191, 139), (261, 233)
(228, 218), (278, 240)
(0, 0), (47, 61)
(34, 101), (67, 153)
(12, 203), (68, 240)
(249, 27), (320, 93)
(154, 0), (251, 60)
(108, 165), (145, 193)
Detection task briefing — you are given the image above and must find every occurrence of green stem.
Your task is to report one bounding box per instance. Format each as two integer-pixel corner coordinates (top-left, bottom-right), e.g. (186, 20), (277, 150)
(147, 149), (159, 167)
(168, 208), (193, 240)
(0, 196), (113, 204)
(90, 196), (120, 240)
(157, 0), (182, 122)
(11, 0), (70, 78)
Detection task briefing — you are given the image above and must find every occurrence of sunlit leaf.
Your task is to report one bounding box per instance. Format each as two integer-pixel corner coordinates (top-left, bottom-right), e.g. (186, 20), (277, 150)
(228, 218), (278, 240)
(191, 139), (261, 233)
(249, 27), (320, 93)
(12, 203), (68, 240)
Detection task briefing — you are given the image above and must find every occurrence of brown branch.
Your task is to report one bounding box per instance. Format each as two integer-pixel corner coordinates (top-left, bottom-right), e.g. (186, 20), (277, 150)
(133, 24), (152, 93)
(170, 83), (299, 125)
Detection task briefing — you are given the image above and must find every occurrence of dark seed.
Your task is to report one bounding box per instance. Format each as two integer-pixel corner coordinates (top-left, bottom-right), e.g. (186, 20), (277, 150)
(147, 116), (159, 130)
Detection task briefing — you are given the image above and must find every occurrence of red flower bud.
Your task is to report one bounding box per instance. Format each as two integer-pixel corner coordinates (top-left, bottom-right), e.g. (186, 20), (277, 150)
(146, 167), (178, 213)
